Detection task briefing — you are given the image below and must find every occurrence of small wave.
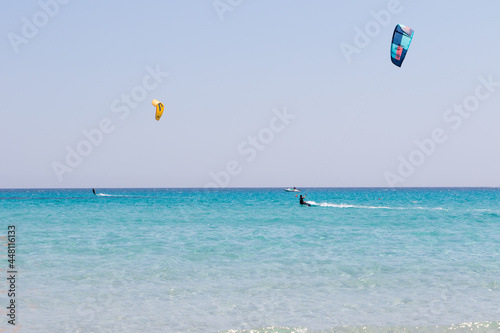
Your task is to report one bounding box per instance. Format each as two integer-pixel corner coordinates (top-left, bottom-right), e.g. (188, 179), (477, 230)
(220, 321), (500, 333)
(471, 209), (500, 218)
(0, 196), (95, 200)
(413, 206), (447, 211)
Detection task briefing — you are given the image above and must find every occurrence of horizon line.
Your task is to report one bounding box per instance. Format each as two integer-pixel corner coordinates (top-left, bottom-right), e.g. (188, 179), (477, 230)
(1, 186), (500, 190)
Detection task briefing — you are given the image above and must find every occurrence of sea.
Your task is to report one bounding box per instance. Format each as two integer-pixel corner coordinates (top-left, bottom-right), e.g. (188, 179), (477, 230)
(0, 188), (499, 333)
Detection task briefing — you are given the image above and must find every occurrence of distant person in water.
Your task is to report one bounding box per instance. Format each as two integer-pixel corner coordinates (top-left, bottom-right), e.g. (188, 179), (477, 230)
(92, 188), (96, 195)
(299, 194), (307, 205)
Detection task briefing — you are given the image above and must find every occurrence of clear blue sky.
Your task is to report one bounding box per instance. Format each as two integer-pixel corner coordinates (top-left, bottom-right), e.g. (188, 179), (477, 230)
(1, 0), (500, 188)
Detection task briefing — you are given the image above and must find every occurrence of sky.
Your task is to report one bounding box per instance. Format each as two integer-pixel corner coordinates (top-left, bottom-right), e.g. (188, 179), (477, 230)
(1, 0), (500, 188)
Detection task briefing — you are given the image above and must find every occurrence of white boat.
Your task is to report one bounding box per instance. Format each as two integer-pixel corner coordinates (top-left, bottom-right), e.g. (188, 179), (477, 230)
(284, 188), (300, 192)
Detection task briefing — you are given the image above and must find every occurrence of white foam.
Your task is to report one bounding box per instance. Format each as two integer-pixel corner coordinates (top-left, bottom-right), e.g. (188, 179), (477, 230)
(306, 201), (447, 210)
(306, 201), (391, 209)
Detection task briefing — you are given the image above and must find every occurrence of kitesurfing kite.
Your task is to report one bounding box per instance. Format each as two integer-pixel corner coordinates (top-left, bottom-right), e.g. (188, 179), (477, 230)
(152, 99), (164, 121)
(391, 24), (414, 67)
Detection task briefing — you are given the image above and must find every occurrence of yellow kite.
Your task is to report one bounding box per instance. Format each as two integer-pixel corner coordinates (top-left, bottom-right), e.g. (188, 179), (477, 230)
(152, 99), (164, 121)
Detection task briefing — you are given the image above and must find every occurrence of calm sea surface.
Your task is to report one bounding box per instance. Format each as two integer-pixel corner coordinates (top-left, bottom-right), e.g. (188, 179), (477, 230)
(1, 188), (499, 332)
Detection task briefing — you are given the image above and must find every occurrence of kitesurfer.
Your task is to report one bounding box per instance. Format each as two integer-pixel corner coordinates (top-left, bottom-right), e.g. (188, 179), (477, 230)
(299, 194), (307, 205)
(92, 188), (96, 195)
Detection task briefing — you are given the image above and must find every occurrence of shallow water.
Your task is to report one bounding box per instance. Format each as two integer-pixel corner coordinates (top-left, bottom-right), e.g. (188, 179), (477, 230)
(1, 188), (499, 332)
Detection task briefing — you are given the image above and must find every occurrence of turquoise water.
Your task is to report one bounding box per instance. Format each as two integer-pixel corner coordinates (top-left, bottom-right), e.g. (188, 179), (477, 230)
(1, 188), (499, 332)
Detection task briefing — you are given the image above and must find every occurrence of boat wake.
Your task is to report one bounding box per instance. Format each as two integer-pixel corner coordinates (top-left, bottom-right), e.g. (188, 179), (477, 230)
(306, 201), (447, 210)
(96, 193), (124, 197)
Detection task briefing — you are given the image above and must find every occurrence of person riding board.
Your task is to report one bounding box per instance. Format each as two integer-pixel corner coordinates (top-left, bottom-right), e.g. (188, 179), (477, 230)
(299, 194), (307, 205)
(92, 188), (96, 195)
